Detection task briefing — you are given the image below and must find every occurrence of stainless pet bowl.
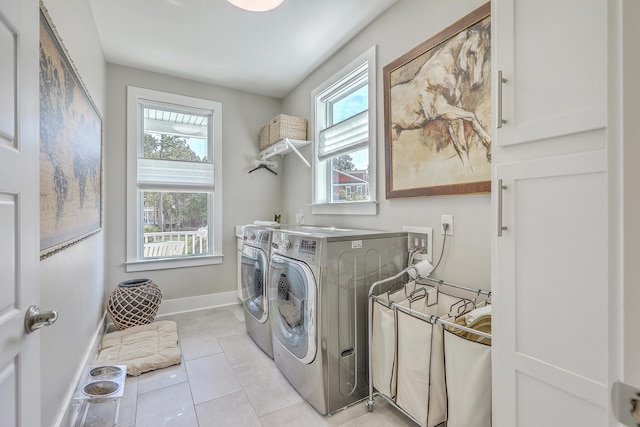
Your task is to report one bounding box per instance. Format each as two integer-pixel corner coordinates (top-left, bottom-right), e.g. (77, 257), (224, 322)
(89, 365), (123, 380)
(83, 380), (120, 397)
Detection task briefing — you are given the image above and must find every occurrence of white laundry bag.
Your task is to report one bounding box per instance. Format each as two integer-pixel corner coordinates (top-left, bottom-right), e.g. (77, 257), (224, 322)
(394, 288), (453, 427)
(395, 309), (434, 427)
(371, 299), (398, 399)
(444, 329), (492, 427)
(371, 288), (406, 399)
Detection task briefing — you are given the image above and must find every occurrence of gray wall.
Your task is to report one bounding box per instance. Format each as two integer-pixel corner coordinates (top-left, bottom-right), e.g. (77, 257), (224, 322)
(39, 0), (107, 425)
(36, 0), (491, 424)
(281, 0), (491, 289)
(104, 65), (283, 301)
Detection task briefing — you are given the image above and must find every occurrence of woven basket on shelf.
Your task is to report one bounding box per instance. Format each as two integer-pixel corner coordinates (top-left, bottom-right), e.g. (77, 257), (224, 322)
(107, 279), (162, 330)
(259, 124), (271, 151)
(268, 114), (307, 145)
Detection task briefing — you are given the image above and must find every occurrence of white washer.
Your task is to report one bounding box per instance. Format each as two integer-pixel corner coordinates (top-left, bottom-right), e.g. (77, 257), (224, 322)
(241, 225), (276, 358)
(269, 227), (407, 415)
(235, 225), (248, 301)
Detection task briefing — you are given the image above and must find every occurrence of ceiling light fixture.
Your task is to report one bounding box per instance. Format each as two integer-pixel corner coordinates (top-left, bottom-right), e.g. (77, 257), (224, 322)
(226, 0), (284, 12)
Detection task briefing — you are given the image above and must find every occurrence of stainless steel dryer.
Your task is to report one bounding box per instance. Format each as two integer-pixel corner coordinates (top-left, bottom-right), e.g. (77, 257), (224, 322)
(241, 225), (277, 358)
(268, 227), (407, 415)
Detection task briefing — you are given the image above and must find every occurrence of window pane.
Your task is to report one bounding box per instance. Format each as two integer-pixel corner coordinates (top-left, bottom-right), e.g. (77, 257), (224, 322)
(330, 147), (369, 202)
(142, 191), (210, 258)
(143, 106), (209, 162)
(331, 84), (368, 124)
(312, 46), (376, 210)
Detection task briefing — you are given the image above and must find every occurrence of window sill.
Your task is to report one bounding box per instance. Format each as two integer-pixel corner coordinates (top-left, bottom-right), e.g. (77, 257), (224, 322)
(125, 253), (223, 272)
(310, 201), (378, 216)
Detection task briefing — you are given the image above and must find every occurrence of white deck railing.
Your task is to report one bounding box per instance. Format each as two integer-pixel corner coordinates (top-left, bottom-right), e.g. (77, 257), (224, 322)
(143, 230), (208, 255)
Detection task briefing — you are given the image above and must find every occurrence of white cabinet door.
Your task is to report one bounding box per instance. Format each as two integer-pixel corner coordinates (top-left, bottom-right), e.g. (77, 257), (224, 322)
(493, 1), (640, 425)
(492, 150), (608, 426)
(493, 0), (606, 146)
(0, 0), (42, 426)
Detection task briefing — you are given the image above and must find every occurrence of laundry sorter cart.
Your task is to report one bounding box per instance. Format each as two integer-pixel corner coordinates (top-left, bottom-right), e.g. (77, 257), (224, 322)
(366, 270), (492, 427)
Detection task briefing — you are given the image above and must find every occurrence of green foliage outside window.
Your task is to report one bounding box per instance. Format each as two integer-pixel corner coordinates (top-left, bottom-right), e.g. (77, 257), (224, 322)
(143, 134), (208, 232)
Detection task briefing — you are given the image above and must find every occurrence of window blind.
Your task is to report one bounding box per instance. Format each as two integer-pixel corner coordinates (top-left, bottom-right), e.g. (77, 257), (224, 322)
(138, 158), (214, 191)
(317, 109), (368, 161)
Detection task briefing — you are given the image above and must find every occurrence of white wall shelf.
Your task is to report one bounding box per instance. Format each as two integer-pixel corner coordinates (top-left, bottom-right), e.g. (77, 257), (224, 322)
(260, 138), (311, 167)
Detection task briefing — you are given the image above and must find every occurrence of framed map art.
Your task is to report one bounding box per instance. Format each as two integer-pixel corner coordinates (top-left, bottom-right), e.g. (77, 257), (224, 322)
(39, 5), (102, 259)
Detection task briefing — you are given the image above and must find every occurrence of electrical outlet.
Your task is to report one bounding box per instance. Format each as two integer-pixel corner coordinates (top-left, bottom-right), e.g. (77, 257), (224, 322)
(441, 214), (453, 236)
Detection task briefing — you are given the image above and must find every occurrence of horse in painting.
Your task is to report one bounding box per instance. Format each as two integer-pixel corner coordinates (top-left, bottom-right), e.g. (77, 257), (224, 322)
(390, 23), (491, 163)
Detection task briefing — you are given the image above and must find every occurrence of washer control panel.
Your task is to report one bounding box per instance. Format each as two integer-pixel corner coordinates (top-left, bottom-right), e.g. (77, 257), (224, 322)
(243, 226), (272, 251)
(271, 231), (321, 264)
(299, 239), (317, 254)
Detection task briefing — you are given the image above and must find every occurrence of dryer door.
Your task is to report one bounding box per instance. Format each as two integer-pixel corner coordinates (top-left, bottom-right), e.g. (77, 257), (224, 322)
(269, 254), (317, 364)
(241, 245), (268, 323)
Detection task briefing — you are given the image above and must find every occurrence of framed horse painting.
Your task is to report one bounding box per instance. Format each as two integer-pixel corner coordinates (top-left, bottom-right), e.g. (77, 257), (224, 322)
(384, 2), (491, 199)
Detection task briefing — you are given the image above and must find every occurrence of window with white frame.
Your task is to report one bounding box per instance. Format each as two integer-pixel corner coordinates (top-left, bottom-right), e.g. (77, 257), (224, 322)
(311, 46), (377, 215)
(126, 86), (223, 272)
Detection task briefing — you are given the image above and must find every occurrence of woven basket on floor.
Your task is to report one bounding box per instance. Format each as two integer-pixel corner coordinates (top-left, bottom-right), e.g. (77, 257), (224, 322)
(107, 279), (162, 330)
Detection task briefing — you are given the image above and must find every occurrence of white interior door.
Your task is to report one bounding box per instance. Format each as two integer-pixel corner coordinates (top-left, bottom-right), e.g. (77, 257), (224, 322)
(0, 0), (42, 425)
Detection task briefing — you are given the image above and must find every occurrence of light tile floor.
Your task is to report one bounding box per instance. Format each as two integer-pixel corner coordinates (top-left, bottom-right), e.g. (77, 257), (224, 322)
(76, 304), (416, 427)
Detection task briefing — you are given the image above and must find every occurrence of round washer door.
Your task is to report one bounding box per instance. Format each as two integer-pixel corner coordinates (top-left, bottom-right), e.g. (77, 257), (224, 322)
(241, 245), (268, 323)
(269, 254), (317, 364)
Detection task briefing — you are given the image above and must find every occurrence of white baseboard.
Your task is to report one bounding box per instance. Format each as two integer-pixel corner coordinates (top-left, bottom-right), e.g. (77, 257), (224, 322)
(156, 291), (241, 316)
(53, 312), (108, 427)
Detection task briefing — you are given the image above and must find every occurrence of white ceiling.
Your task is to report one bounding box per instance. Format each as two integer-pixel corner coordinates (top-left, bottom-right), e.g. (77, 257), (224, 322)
(88, 0), (398, 98)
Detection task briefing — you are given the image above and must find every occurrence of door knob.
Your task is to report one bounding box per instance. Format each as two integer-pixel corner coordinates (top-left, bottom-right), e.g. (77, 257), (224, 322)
(612, 381), (640, 426)
(24, 305), (58, 333)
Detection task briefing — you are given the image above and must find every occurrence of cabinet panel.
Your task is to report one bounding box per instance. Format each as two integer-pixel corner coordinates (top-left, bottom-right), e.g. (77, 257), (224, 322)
(494, 0), (606, 146)
(516, 373), (606, 427)
(513, 168), (606, 382)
